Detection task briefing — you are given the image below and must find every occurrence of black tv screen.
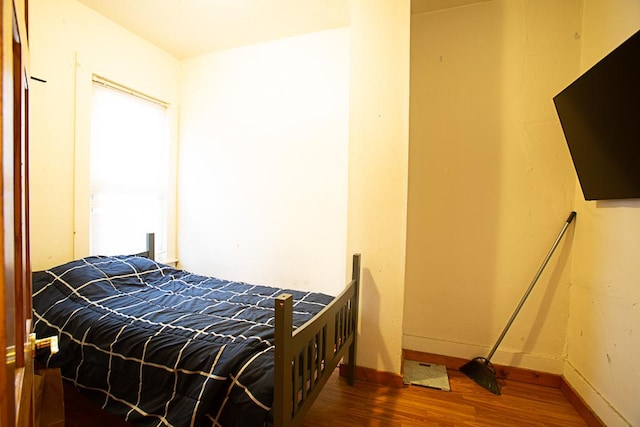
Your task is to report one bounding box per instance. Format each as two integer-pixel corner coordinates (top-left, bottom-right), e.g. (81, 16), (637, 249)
(553, 29), (640, 200)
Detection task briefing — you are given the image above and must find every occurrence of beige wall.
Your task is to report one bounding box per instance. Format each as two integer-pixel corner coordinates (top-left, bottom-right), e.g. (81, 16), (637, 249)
(178, 28), (350, 294)
(29, 0), (180, 270)
(564, 1), (640, 425)
(405, 0), (640, 424)
(348, 0), (410, 374)
(404, 0), (578, 372)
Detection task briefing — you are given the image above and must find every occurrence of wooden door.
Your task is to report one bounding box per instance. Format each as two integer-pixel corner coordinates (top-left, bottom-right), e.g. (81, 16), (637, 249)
(1, 0), (32, 425)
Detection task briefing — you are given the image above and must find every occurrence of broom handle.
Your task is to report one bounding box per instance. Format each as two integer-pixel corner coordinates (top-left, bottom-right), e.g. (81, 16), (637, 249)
(485, 211), (576, 362)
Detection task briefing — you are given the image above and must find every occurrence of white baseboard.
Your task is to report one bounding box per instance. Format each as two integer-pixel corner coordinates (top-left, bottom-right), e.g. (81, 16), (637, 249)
(562, 361), (631, 427)
(402, 334), (564, 374)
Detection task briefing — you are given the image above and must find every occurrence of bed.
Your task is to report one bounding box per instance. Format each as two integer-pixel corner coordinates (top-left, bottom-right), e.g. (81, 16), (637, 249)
(32, 235), (360, 427)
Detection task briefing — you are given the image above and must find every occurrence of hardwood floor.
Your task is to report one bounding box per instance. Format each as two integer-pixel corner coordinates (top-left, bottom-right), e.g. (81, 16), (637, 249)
(63, 381), (131, 427)
(62, 366), (589, 426)
(300, 368), (588, 427)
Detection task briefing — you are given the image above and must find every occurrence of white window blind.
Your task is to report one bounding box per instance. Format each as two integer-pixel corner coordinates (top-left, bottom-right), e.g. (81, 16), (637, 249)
(90, 76), (168, 260)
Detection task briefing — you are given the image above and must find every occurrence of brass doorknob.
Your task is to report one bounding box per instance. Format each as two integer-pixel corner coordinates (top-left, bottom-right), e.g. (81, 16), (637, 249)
(29, 333), (59, 354)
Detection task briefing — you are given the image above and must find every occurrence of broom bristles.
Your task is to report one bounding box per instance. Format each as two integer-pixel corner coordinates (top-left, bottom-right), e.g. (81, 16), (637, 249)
(460, 357), (501, 395)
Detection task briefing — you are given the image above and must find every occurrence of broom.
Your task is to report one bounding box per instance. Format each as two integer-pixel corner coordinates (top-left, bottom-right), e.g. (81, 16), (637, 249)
(460, 211), (577, 395)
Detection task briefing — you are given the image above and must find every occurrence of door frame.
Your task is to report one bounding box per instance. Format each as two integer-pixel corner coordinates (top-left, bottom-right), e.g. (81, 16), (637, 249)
(1, 0), (32, 425)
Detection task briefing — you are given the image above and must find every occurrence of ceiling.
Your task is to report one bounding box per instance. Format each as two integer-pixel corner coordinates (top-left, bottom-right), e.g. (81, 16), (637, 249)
(411, 0), (492, 15)
(77, 0), (350, 59)
(77, 0), (491, 60)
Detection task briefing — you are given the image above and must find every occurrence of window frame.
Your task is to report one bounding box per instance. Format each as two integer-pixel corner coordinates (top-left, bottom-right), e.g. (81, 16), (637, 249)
(74, 66), (178, 262)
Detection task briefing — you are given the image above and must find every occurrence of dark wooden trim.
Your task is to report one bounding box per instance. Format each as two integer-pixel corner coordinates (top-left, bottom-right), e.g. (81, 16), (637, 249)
(339, 364), (404, 388)
(2, 2), (33, 424)
(559, 377), (606, 427)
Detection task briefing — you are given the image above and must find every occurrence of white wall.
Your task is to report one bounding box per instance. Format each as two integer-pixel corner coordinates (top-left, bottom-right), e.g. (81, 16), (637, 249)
(29, 0), (180, 270)
(347, 0), (410, 375)
(178, 28), (350, 295)
(563, 1), (640, 425)
(404, 0), (578, 373)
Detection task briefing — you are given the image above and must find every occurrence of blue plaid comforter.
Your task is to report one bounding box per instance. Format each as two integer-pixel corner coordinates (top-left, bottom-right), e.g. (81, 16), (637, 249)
(32, 255), (333, 427)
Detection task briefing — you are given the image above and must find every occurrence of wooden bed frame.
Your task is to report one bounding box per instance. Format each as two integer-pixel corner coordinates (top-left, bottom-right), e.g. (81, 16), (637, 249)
(137, 233), (360, 427)
(273, 253), (360, 427)
(134, 233), (155, 260)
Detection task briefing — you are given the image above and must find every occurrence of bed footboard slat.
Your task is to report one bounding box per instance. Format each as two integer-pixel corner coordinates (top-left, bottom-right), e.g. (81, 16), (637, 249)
(302, 342), (309, 402)
(315, 330), (323, 386)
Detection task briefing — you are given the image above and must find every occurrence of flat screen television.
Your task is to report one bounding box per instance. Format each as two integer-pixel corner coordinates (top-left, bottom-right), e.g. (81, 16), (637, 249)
(553, 29), (640, 200)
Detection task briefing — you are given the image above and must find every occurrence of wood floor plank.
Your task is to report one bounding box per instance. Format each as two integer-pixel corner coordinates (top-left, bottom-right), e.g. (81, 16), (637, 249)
(301, 368), (587, 426)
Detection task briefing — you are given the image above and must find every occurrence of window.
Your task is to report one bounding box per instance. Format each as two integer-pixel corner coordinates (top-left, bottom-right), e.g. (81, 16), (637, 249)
(89, 76), (169, 261)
